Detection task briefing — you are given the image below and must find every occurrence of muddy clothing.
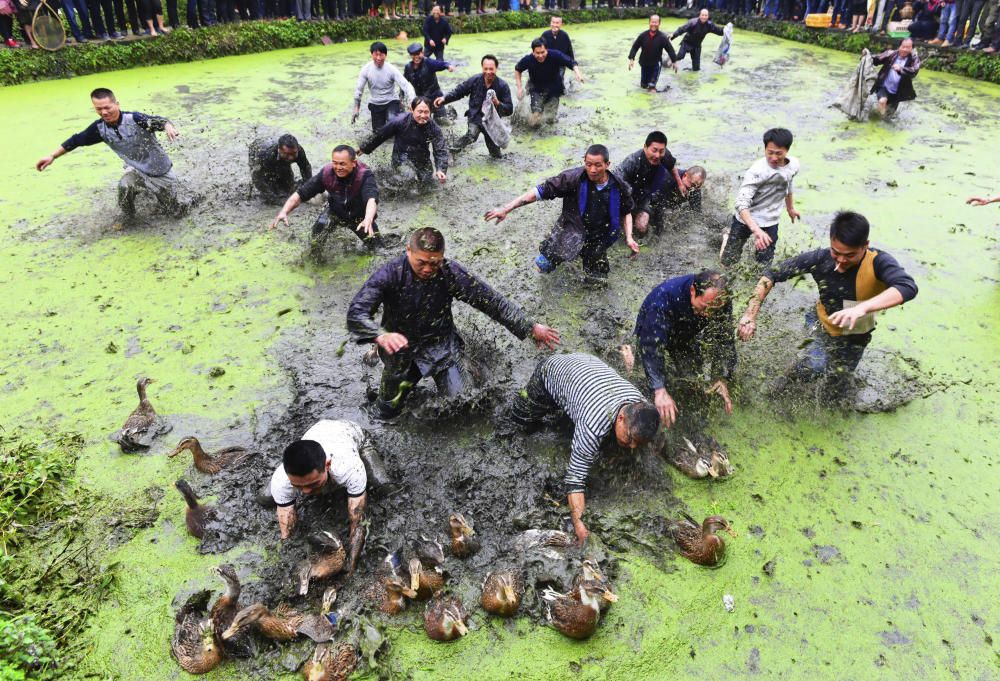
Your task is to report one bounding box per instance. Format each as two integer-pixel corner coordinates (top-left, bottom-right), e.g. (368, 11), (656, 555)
(871, 49), (921, 103)
(441, 75), (513, 158)
(515, 49), (577, 100)
(269, 420), (369, 506)
(617, 148), (675, 217)
(248, 137), (312, 203)
(421, 15), (452, 59)
(298, 162), (380, 243)
(722, 156), (799, 267)
(540, 29), (575, 60)
(671, 17), (726, 46)
(404, 57), (450, 99)
(628, 29), (678, 67)
(354, 62), (416, 133)
(511, 353), (644, 494)
(661, 169), (703, 212)
(62, 111), (173, 177)
(535, 167), (635, 275)
(359, 113), (449, 183)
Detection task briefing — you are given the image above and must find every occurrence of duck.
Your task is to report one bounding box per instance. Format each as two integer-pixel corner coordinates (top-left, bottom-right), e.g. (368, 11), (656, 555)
(175, 479), (212, 539)
(222, 602), (305, 642)
(448, 513), (481, 559)
(411, 535), (446, 567)
(480, 570), (524, 617)
(365, 573), (417, 615)
(424, 594), (468, 642)
(168, 436), (250, 474)
(542, 582), (617, 640)
(668, 436), (734, 479)
(571, 561), (615, 614)
(302, 642), (359, 681)
(111, 377), (171, 453)
(296, 587), (340, 643)
(171, 590), (222, 674)
(209, 564), (255, 658)
(407, 558), (445, 601)
(512, 528), (575, 560)
(299, 531), (347, 595)
(667, 513), (737, 566)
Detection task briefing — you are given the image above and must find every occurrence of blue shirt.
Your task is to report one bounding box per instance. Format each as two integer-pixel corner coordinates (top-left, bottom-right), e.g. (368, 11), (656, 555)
(883, 56), (907, 94)
(515, 49), (577, 96)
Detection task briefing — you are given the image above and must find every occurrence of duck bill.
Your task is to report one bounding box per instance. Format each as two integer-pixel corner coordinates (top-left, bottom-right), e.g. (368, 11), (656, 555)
(502, 585), (516, 604)
(221, 625), (238, 640)
(602, 591), (619, 603)
(298, 564), (312, 596)
(726, 527), (739, 538)
(461, 526), (475, 538)
(167, 445), (183, 458)
(707, 465), (720, 479)
(401, 586), (418, 599)
(408, 559), (422, 592)
(453, 618), (468, 636)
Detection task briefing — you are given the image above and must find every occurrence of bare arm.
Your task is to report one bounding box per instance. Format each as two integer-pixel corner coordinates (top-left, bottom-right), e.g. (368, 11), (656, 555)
(623, 212), (639, 254)
(567, 492), (589, 546)
(737, 275), (774, 340)
(484, 188), (538, 223)
(785, 192), (800, 221)
(358, 197), (378, 236)
(270, 192), (303, 229)
(514, 70), (524, 97)
(967, 195), (1000, 206)
(346, 492), (367, 573)
(276, 505), (297, 539)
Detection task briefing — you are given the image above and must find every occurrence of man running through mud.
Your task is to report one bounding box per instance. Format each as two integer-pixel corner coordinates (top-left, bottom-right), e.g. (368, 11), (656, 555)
(270, 144), (381, 254)
(248, 134), (312, 205)
(509, 353), (660, 546)
(621, 270), (737, 469)
(269, 419), (387, 573)
(347, 227), (561, 418)
(484, 144), (636, 282)
(435, 54), (513, 159)
(514, 38), (584, 128)
(353, 41), (416, 134)
(670, 9), (726, 72)
(738, 211), (918, 402)
(403, 43), (456, 124)
(628, 15), (678, 92)
(617, 131), (686, 237)
(36, 87), (187, 226)
(358, 97), (449, 193)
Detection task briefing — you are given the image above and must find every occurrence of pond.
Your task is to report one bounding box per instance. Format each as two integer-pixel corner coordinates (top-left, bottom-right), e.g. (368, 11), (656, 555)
(1, 17), (999, 680)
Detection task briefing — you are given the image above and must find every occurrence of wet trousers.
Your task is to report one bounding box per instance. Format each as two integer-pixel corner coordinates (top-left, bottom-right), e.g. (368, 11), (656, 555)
(509, 358), (557, 427)
(539, 229), (611, 277)
(639, 62), (661, 89)
(369, 100), (401, 133)
(675, 40), (702, 71)
(452, 121), (503, 158)
(644, 345), (714, 437)
(527, 89), (559, 116)
(251, 164), (297, 204)
(310, 210), (380, 250)
(720, 216), (779, 267)
(382, 156), (436, 192)
(376, 349), (465, 416)
(118, 167), (184, 219)
(790, 310), (871, 390)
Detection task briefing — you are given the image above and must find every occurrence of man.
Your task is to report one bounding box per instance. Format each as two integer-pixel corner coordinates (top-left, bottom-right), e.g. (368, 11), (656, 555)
(403, 42), (457, 124)
(435, 54), (513, 159)
(347, 227), (561, 417)
(421, 4), (452, 60)
(514, 38), (584, 128)
(36, 87), (185, 225)
(628, 15), (678, 92)
(270, 419), (385, 573)
(353, 42), (416, 134)
(540, 15), (574, 61)
(871, 38), (921, 116)
(663, 166), (706, 213)
(616, 131), (686, 237)
(248, 134), (312, 204)
(721, 128), (800, 269)
(670, 9), (726, 72)
(484, 145), (636, 281)
(737, 211), (918, 400)
(358, 97), (449, 192)
(625, 270), (736, 439)
(270, 144), (381, 252)
(509, 353), (660, 545)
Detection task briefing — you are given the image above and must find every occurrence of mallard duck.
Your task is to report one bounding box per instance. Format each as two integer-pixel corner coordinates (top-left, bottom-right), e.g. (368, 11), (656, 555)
(302, 642), (359, 681)
(669, 436), (734, 479)
(667, 513), (737, 566)
(480, 570), (524, 617)
(571, 561), (615, 614)
(365, 573), (417, 615)
(175, 479), (212, 539)
(168, 436), (250, 474)
(296, 587), (339, 643)
(411, 535), (446, 567)
(210, 564), (255, 658)
(299, 531), (347, 595)
(223, 602), (305, 642)
(448, 513), (481, 559)
(407, 558), (444, 601)
(512, 529), (575, 560)
(424, 594), (468, 641)
(111, 377), (171, 452)
(542, 582), (617, 640)
(171, 590), (222, 674)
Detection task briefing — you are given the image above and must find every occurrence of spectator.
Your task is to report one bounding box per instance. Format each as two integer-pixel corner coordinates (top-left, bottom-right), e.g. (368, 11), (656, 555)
(354, 41), (416, 133)
(138, 0), (171, 34)
(904, 0), (939, 39)
(0, 1), (15, 48)
(930, 0), (959, 45)
(422, 5), (452, 60)
(976, 0), (999, 50)
(954, 0), (986, 46)
(850, 0), (867, 30)
(13, 0), (40, 46)
(62, 0), (96, 43)
(87, 0), (120, 39)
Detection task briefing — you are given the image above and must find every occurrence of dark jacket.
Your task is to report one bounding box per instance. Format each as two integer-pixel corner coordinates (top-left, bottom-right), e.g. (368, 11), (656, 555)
(404, 57), (450, 99)
(422, 15), (452, 48)
(670, 18), (725, 46)
(359, 113), (449, 173)
(347, 253), (534, 374)
(617, 148), (675, 205)
(540, 29), (574, 60)
(536, 167), (635, 259)
(441, 74), (514, 125)
(663, 169), (703, 212)
(628, 29), (677, 66)
(871, 49), (921, 102)
(297, 162), (379, 222)
(515, 49), (577, 96)
(248, 137), (312, 179)
(633, 274), (737, 391)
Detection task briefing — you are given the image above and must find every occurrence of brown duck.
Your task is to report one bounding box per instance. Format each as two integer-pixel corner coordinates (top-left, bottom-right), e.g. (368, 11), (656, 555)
(302, 642), (359, 681)
(480, 570), (524, 617)
(407, 558), (445, 601)
(669, 436), (734, 479)
(171, 590), (222, 675)
(667, 513), (737, 566)
(299, 531), (347, 595)
(448, 513), (481, 559)
(222, 602), (305, 642)
(175, 479), (212, 539)
(168, 436), (250, 474)
(209, 564), (256, 657)
(366, 573), (417, 615)
(571, 561), (615, 614)
(111, 377), (171, 452)
(424, 594), (468, 641)
(542, 582), (617, 640)
(296, 587), (340, 643)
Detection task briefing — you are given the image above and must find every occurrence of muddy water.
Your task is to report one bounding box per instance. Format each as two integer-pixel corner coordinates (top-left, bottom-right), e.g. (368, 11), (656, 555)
(2, 18), (999, 681)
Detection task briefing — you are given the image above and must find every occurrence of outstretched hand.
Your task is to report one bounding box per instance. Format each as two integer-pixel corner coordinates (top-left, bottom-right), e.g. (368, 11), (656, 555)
(625, 237), (640, 255)
(375, 332), (409, 354)
(737, 315), (756, 341)
(827, 306), (867, 330)
(484, 207), (508, 223)
(707, 379), (733, 414)
(270, 212), (289, 230)
(531, 323), (561, 350)
(752, 229), (773, 251)
(164, 122), (179, 142)
(36, 156), (54, 172)
(433, 96), (445, 108)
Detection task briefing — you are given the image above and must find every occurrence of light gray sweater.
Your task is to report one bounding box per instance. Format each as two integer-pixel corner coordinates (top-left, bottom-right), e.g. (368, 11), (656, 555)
(354, 62), (416, 108)
(734, 156), (800, 228)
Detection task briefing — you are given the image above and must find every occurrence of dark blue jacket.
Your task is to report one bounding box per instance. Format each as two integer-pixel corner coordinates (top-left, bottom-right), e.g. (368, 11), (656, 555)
(359, 112), (449, 172)
(540, 29), (574, 60)
(422, 16), (453, 49)
(441, 74), (514, 125)
(515, 49), (577, 96)
(404, 57), (451, 99)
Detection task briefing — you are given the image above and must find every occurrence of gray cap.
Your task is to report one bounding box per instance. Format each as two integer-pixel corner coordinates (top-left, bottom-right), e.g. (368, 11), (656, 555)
(407, 42), (423, 55)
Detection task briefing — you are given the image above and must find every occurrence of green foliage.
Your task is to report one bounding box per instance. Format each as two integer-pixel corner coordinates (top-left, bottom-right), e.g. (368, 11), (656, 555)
(0, 614), (59, 680)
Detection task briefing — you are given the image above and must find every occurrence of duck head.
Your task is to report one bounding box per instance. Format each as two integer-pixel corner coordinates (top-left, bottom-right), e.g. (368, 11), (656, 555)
(448, 513), (475, 539)
(213, 564), (240, 597)
(440, 602), (468, 638)
(386, 574), (418, 600)
(222, 603), (267, 639)
(320, 586), (338, 615)
(703, 515), (738, 537)
(168, 436), (199, 458)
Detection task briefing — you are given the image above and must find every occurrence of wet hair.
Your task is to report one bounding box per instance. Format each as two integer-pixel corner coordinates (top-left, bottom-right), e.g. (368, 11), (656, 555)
(411, 96), (435, 111)
(692, 269), (727, 295)
(550, 15), (562, 22)
(277, 134), (298, 150)
(90, 87), (116, 101)
(623, 402), (660, 443)
(644, 130), (667, 147)
(584, 144), (609, 163)
(370, 41), (388, 54)
(763, 127), (793, 150)
(686, 165), (707, 181)
(830, 211), (870, 247)
(531, 38), (545, 50)
(482, 54), (499, 67)
(332, 144), (356, 160)
(283, 440), (326, 477)
(409, 227), (445, 252)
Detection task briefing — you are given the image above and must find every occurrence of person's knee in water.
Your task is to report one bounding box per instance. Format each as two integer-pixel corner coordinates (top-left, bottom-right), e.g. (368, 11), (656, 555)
(249, 133), (312, 204)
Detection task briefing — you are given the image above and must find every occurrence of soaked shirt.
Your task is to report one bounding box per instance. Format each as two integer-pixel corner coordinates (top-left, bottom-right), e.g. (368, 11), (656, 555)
(270, 420), (368, 506)
(248, 137), (312, 180)
(670, 18), (725, 46)
(359, 113), (449, 173)
(540, 29), (574, 61)
(515, 49), (577, 96)
(617, 148), (676, 204)
(354, 61), (416, 108)
(440, 74), (514, 125)
(628, 29), (678, 66)
(734, 156), (800, 228)
(298, 164), (379, 222)
(62, 111), (173, 177)
(404, 57), (451, 99)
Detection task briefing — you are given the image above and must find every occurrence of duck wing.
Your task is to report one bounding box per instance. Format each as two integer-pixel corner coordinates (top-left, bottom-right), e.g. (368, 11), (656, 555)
(297, 613), (337, 643)
(211, 446), (251, 469)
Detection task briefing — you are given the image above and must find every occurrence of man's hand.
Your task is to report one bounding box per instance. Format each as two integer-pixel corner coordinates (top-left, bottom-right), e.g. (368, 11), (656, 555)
(270, 211), (290, 230)
(491, 95), (500, 106)
(375, 332), (409, 354)
(737, 314), (757, 341)
(707, 379), (733, 414)
(626, 237), (640, 254)
(573, 519), (590, 547)
(429, 39), (436, 47)
(355, 149), (365, 157)
(36, 156), (55, 172)
(447, 65), (456, 72)
(531, 323), (561, 350)
(435, 170), (447, 183)
(576, 72), (585, 83)
(827, 306), (867, 330)
(358, 219), (374, 236)
(442, 38), (447, 44)
(276, 505), (296, 539)
(967, 196), (999, 206)
(619, 344), (635, 373)
(892, 63), (903, 72)
(628, 59), (635, 70)
(164, 122), (179, 142)
(654, 388), (678, 428)
(484, 207), (509, 223)
(516, 85), (524, 100)
(788, 207), (801, 222)
(752, 229), (773, 251)
(671, 62), (679, 72)
(433, 96), (445, 108)
(678, 183), (688, 197)
(351, 107), (360, 125)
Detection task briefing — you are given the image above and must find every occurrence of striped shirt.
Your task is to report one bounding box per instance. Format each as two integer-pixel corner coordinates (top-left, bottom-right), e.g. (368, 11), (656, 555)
(539, 353), (645, 494)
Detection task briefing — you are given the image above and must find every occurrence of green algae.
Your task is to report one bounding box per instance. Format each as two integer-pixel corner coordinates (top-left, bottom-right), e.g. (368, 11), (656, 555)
(1, 19), (999, 681)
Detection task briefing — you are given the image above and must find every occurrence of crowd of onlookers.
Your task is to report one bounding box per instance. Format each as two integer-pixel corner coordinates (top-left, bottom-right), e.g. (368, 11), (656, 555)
(1, 0), (997, 54)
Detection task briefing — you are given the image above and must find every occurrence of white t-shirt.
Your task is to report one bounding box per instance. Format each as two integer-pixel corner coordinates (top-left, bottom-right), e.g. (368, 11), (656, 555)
(734, 156), (800, 228)
(270, 420), (368, 506)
